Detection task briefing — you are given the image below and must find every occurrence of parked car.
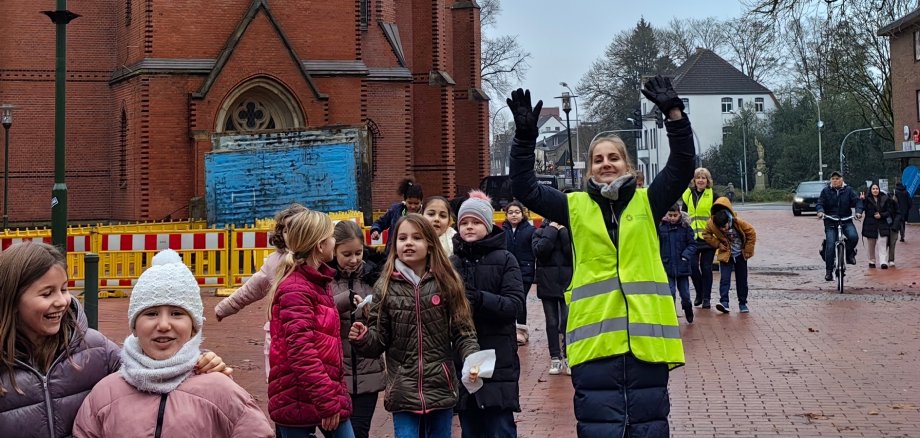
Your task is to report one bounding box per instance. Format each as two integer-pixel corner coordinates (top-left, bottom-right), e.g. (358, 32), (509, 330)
(792, 180), (828, 216)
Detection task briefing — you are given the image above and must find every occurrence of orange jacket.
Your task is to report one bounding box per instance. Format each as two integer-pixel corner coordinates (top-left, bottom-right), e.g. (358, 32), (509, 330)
(702, 197), (756, 263)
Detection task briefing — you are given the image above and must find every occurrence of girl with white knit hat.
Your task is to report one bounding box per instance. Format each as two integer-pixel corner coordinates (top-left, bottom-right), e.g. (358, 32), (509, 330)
(74, 249), (273, 437)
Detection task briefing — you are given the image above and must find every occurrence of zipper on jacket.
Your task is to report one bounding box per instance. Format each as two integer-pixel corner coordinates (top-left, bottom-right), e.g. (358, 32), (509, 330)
(621, 354), (630, 438)
(414, 274), (428, 413)
(609, 201), (634, 364)
(349, 278), (359, 395)
(17, 348), (66, 438)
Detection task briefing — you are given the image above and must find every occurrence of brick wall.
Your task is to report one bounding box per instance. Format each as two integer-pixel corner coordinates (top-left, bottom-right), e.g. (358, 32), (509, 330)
(889, 30), (920, 150)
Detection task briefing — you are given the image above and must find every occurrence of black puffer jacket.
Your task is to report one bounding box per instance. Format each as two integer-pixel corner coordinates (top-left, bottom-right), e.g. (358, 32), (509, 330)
(451, 228), (525, 412)
(862, 193), (895, 238)
(503, 220), (535, 285)
(531, 221), (572, 299)
(0, 300), (121, 438)
(353, 263), (479, 413)
(331, 261), (386, 395)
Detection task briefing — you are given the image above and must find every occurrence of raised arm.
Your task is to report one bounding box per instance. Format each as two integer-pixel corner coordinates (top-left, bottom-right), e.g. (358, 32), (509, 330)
(507, 89), (570, 226)
(641, 76), (696, 220)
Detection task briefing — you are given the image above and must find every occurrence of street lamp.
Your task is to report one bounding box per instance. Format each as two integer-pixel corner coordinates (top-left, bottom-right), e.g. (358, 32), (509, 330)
(1, 104), (14, 230)
(556, 90), (577, 186)
(839, 126), (889, 175)
(729, 111), (749, 197)
(799, 88), (824, 180)
(559, 82), (580, 160)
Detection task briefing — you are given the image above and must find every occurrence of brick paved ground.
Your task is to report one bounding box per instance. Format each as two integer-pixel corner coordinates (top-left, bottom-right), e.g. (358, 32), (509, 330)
(92, 209), (920, 437)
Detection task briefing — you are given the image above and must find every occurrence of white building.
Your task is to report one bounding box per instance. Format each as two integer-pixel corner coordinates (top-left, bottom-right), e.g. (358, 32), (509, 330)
(639, 48), (778, 183)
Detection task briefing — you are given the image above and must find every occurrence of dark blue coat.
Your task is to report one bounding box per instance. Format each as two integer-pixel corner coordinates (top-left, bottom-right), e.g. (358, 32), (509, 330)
(503, 220), (535, 285)
(658, 217), (696, 277)
(531, 222), (572, 300)
(816, 184), (863, 225)
(451, 228), (525, 412)
(370, 202), (407, 234)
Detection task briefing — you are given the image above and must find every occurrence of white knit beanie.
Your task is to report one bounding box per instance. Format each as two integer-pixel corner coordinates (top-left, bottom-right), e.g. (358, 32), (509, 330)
(458, 190), (495, 233)
(128, 249), (203, 330)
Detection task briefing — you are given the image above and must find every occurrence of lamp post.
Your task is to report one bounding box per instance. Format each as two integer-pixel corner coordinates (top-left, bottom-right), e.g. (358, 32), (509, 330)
(800, 88), (824, 180)
(560, 82), (580, 160)
(729, 110), (749, 196)
(839, 126), (888, 175)
(1, 104), (14, 230)
(42, 2), (80, 253)
(556, 91), (577, 186)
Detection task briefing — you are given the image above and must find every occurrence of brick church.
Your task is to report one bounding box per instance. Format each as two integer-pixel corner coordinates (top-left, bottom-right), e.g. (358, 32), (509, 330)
(0, 0), (489, 223)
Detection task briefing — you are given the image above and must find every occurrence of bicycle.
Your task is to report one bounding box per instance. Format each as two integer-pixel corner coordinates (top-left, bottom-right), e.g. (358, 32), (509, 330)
(823, 215), (856, 294)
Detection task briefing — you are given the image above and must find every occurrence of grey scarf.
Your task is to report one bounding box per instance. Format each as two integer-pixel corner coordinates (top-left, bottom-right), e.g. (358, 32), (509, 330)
(589, 175), (636, 201)
(120, 331), (203, 394)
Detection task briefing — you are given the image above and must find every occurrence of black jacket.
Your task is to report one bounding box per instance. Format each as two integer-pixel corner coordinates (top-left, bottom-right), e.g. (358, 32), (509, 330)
(658, 216), (697, 277)
(862, 193), (895, 238)
(816, 184), (863, 225)
(531, 221), (572, 300)
(895, 183), (913, 220)
(451, 228), (525, 412)
(503, 220), (536, 285)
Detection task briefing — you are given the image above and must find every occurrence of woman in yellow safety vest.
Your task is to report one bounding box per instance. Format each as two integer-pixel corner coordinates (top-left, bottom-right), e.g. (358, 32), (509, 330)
(682, 168), (718, 308)
(508, 76), (694, 438)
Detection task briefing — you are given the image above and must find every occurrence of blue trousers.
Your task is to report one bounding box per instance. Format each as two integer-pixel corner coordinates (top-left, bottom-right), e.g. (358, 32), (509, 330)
(719, 255), (749, 307)
(276, 420), (355, 438)
(392, 409), (453, 438)
(824, 221), (858, 271)
(667, 275), (691, 308)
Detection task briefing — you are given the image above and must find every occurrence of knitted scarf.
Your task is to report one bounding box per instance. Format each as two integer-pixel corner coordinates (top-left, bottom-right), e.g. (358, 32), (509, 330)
(120, 331), (203, 394)
(589, 175), (636, 201)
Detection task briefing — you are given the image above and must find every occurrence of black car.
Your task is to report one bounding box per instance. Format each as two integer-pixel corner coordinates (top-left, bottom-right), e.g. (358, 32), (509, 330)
(792, 180), (828, 216)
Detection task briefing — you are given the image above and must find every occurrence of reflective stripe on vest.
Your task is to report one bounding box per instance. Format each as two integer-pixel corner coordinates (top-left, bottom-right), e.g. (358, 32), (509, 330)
(683, 188), (713, 240)
(565, 190), (685, 368)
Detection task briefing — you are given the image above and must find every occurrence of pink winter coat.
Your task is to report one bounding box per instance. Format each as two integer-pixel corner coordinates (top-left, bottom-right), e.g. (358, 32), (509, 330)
(215, 251), (283, 319)
(72, 372), (273, 437)
(269, 263), (351, 427)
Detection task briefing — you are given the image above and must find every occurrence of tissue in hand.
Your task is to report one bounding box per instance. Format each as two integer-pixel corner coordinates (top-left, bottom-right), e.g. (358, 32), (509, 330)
(461, 349), (496, 394)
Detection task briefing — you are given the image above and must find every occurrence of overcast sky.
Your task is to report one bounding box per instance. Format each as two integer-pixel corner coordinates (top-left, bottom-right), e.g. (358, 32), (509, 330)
(486, 1), (750, 118)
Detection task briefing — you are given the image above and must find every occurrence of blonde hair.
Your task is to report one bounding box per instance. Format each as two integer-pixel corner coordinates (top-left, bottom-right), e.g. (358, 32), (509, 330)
(375, 214), (473, 332)
(692, 167), (713, 189)
(584, 136), (635, 183)
(266, 209), (334, 317)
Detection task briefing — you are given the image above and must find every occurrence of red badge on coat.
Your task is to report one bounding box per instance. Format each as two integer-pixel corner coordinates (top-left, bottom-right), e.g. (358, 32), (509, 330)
(432, 294), (442, 306)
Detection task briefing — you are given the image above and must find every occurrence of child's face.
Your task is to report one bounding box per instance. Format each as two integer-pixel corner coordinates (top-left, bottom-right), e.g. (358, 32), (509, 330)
(423, 200), (451, 237)
(395, 221), (429, 268)
(335, 238), (364, 273)
(17, 265), (70, 346)
(505, 206), (524, 225)
(666, 211), (681, 224)
(459, 217), (489, 242)
(134, 305), (194, 361)
(405, 197), (422, 214)
(720, 222), (731, 233)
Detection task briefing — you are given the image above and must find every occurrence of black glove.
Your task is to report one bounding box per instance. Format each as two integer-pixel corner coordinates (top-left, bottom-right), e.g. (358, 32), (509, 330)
(506, 88), (543, 143)
(641, 75), (684, 116)
(465, 287), (482, 309)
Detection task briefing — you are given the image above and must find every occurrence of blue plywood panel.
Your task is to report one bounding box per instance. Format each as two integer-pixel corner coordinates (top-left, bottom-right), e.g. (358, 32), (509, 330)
(205, 143), (357, 226)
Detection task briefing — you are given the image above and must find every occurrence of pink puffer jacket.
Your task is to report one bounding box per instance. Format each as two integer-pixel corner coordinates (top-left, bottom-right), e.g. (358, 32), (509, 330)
(73, 372), (273, 437)
(268, 263), (351, 427)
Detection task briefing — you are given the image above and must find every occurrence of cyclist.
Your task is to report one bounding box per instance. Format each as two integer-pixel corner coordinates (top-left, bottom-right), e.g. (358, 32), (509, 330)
(816, 170), (863, 281)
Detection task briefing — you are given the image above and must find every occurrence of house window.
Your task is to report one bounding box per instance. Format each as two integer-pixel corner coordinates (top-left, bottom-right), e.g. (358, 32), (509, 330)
(555, 126), (560, 131)
(721, 97), (733, 113)
(360, 0), (370, 31)
(755, 97), (765, 112)
(738, 98), (744, 109)
(681, 98), (689, 113)
(119, 109), (128, 188)
(915, 30), (920, 61)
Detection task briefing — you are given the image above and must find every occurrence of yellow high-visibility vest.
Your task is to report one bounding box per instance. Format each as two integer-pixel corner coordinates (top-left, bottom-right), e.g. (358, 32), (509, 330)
(682, 188), (713, 240)
(564, 190), (685, 368)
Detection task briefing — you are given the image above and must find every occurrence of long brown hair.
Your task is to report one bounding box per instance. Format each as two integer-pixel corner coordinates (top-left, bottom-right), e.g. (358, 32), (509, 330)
(266, 209), (334, 318)
(375, 214), (473, 331)
(1, 242), (77, 396)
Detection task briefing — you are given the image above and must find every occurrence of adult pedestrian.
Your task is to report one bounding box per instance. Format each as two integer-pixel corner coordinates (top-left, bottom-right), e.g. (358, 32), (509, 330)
(509, 75), (693, 437)
(816, 171), (863, 280)
(74, 250), (273, 437)
(894, 182), (912, 242)
(861, 183), (895, 269)
(532, 220), (573, 375)
(682, 168), (718, 308)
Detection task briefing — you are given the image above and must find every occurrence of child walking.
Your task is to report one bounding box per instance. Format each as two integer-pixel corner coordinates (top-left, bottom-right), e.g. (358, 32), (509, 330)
(370, 178), (424, 243)
(267, 209), (354, 438)
(330, 221), (386, 438)
(214, 203), (306, 382)
(502, 200), (535, 346)
(348, 214), (479, 438)
(422, 196), (457, 256)
(453, 191), (526, 437)
(658, 204), (697, 323)
(703, 197), (757, 313)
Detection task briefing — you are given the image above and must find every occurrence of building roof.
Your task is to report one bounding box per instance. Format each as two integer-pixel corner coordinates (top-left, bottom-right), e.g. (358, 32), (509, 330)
(670, 48), (772, 95)
(878, 6), (920, 36)
(537, 113), (562, 128)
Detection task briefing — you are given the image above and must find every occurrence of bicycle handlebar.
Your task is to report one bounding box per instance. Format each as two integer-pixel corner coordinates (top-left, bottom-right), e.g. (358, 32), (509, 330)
(823, 215), (856, 222)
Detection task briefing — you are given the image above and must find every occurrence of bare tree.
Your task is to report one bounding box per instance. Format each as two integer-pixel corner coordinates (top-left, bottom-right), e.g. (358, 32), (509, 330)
(657, 17), (728, 66)
(723, 15), (782, 83)
(479, 0), (531, 100)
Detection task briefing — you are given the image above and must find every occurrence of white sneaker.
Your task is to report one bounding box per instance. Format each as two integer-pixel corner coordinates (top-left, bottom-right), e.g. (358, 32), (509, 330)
(888, 261), (895, 267)
(548, 358), (563, 375)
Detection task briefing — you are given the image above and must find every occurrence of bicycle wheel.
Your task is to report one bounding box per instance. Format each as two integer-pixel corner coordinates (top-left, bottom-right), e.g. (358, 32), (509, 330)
(836, 243), (846, 294)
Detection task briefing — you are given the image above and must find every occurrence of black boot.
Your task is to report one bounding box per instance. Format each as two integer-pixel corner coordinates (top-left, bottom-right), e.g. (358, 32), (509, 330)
(683, 304), (694, 323)
(825, 270), (833, 281)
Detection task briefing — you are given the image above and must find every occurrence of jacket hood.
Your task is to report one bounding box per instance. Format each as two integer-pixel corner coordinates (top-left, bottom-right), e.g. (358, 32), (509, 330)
(896, 182), (907, 191)
(68, 298), (90, 350)
(661, 211), (692, 228)
(710, 196), (736, 217)
(296, 262), (336, 285)
(453, 227), (506, 257)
